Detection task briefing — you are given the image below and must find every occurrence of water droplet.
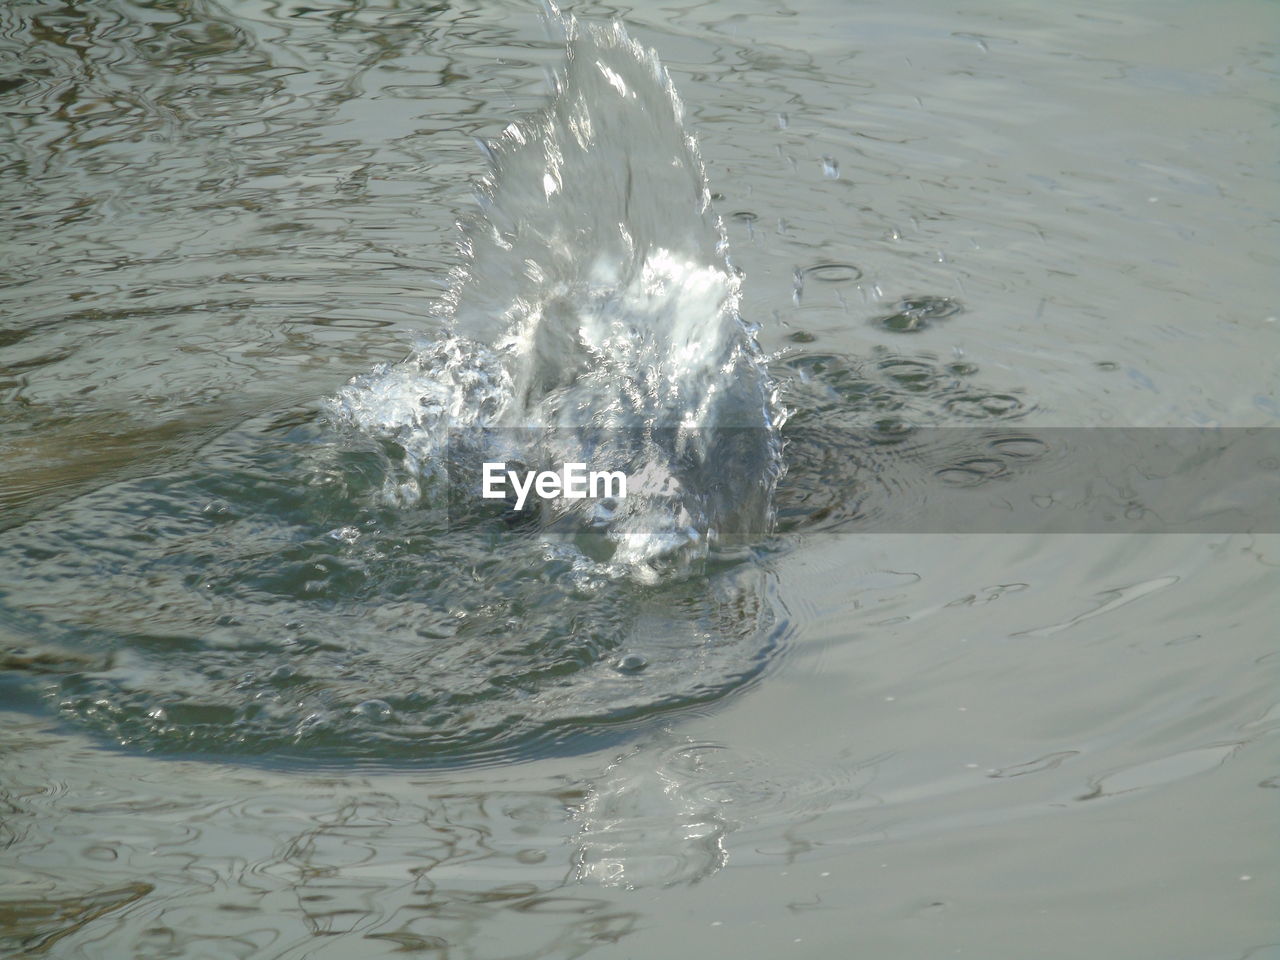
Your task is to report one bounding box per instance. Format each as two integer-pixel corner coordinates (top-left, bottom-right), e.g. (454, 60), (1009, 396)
(906, 297), (961, 319)
(872, 296), (963, 333)
(615, 653), (649, 674)
(353, 699), (394, 722)
(821, 156), (840, 179)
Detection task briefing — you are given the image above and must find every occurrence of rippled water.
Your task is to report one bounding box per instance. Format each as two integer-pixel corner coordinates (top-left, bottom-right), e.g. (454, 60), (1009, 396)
(1, 14), (794, 761)
(2, 0), (1277, 957)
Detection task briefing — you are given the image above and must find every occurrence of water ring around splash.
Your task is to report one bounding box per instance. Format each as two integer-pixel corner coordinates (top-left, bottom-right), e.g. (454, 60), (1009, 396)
(0, 15), (1029, 766)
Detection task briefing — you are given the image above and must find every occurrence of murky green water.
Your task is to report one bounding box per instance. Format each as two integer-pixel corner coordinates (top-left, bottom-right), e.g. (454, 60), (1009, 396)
(2, 0), (1277, 957)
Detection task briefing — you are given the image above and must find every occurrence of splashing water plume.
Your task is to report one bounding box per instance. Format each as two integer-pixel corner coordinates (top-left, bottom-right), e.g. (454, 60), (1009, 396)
(331, 13), (785, 581)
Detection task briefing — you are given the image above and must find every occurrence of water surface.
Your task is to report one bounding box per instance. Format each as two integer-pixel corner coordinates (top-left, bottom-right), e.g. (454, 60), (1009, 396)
(2, 0), (1277, 957)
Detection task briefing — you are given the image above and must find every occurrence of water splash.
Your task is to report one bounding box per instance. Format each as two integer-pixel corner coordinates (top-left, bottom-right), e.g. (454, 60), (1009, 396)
(332, 15), (784, 581)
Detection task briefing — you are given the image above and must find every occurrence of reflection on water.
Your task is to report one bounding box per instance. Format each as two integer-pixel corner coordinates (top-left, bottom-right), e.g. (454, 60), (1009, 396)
(2, 0), (1278, 957)
(0, 881), (153, 957)
(0, 718), (632, 957)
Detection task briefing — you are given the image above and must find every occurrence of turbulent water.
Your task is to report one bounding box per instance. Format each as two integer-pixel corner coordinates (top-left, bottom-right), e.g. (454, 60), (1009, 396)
(330, 16), (785, 575)
(0, 11), (1038, 766)
(0, 14), (795, 762)
(0, 5), (1029, 768)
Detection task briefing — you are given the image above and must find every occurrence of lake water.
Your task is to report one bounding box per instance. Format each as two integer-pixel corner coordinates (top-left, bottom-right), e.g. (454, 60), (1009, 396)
(2, 0), (1278, 957)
